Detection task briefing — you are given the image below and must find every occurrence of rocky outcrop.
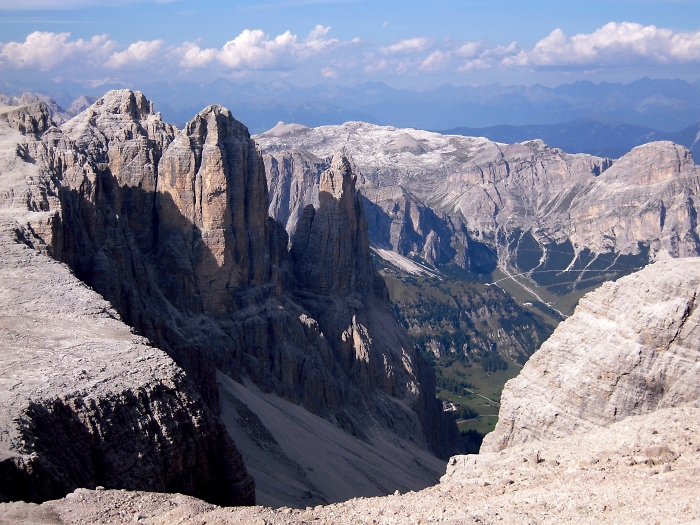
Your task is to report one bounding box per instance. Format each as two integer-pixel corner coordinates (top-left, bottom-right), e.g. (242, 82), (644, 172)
(0, 92), (69, 124)
(0, 106), (254, 505)
(287, 153), (461, 457)
(291, 154), (375, 296)
(481, 256), (700, 452)
(256, 123), (700, 302)
(0, 92), (461, 504)
(10, 405), (700, 523)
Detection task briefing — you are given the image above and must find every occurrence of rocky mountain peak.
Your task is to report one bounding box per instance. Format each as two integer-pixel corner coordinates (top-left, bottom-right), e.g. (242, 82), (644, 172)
(604, 140), (695, 184)
(157, 102), (270, 315)
(184, 104), (251, 146)
(62, 89), (172, 149)
(320, 153), (354, 202)
(93, 89), (154, 120)
(291, 153), (374, 296)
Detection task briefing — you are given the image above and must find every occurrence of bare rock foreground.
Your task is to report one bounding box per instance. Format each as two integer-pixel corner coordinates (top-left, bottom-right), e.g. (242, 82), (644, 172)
(2, 405), (699, 524)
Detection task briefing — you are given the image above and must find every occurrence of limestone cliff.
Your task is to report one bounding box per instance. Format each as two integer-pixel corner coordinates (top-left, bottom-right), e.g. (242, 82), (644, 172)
(256, 124), (700, 304)
(287, 154), (461, 458)
(0, 103), (254, 505)
(481, 256), (700, 452)
(0, 92), (461, 504)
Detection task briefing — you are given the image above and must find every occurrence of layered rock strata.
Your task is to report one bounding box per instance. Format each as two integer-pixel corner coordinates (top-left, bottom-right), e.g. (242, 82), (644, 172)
(482, 256), (700, 452)
(0, 92), (460, 504)
(0, 104), (254, 505)
(257, 123), (700, 300)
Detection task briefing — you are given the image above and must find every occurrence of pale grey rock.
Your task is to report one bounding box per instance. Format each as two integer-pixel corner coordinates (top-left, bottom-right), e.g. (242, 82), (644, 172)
(481, 257), (700, 452)
(0, 108), (254, 505)
(256, 123), (700, 297)
(0, 92), (69, 124)
(10, 405), (700, 524)
(264, 149), (324, 236)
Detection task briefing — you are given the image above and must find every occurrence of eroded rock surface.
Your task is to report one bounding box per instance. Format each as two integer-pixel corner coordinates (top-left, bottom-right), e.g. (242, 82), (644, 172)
(0, 105), (254, 506)
(482, 256), (700, 452)
(0, 92), (460, 506)
(257, 123), (700, 300)
(6, 406), (700, 524)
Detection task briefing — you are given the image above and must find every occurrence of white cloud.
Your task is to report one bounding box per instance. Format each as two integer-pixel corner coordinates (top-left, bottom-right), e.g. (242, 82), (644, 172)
(175, 41), (218, 68)
(454, 41), (487, 59)
(457, 58), (492, 72)
(380, 37), (433, 55)
(0, 31), (114, 70)
(302, 25), (338, 55)
(452, 40), (518, 72)
(105, 39), (163, 68)
(504, 22), (700, 67)
(175, 26), (339, 71)
(420, 50), (450, 71)
(218, 29), (297, 69)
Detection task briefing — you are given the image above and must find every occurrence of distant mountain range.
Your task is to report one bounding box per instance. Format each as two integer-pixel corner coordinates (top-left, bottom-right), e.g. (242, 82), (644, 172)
(438, 117), (700, 159)
(2, 77), (700, 134)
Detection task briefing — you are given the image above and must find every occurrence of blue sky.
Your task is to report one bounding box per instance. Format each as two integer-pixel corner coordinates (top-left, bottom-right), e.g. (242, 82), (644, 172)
(1, 0), (700, 89)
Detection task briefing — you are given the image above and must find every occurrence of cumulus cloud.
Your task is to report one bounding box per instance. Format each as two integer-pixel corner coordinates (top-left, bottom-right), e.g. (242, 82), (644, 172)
(105, 39), (163, 68)
(175, 41), (218, 68)
(504, 22), (700, 67)
(0, 31), (114, 70)
(175, 26), (339, 70)
(420, 50), (450, 71)
(380, 37), (433, 55)
(454, 41), (491, 59)
(303, 25), (338, 55)
(218, 29), (297, 69)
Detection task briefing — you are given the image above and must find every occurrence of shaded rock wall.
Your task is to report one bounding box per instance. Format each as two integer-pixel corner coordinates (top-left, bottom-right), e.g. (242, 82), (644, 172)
(19, 91), (460, 463)
(0, 105), (254, 505)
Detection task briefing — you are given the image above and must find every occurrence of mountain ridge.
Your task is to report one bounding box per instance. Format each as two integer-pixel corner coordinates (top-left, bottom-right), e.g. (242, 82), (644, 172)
(4, 76), (700, 133)
(0, 91), (461, 507)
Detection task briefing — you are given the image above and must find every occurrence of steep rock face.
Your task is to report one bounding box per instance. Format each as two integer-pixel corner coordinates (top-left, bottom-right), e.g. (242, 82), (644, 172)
(288, 153), (461, 456)
(0, 107), (254, 506)
(256, 123), (700, 302)
(263, 151), (461, 268)
(5, 92), (461, 503)
(481, 257), (700, 452)
(565, 141), (700, 256)
(265, 149), (324, 236)
(291, 154), (375, 296)
(157, 105), (271, 314)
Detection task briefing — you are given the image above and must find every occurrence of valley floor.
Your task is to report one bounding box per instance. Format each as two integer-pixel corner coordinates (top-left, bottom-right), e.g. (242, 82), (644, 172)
(4, 406), (698, 525)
